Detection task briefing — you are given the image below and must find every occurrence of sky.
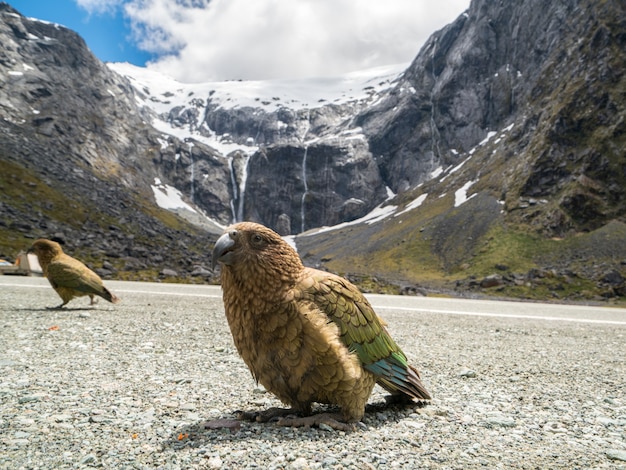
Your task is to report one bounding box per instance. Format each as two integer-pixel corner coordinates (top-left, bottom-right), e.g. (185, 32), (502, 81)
(7, 0), (470, 83)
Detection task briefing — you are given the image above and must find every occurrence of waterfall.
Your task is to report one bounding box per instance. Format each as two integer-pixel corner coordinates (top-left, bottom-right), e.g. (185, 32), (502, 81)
(226, 153), (252, 223)
(189, 150), (195, 204)
(228, 156), (238, 222)
(237, 155), (251, 222)
(299, 110), (311, 233)
(300, 146), (309, 233)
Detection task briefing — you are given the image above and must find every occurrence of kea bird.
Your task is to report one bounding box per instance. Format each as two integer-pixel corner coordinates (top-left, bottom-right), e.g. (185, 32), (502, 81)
(28, 238), (120, 309)
(212, 222), (430, 430)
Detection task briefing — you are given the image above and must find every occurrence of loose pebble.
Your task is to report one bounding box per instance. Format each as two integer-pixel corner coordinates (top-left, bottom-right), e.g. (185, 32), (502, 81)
(606, 449), (626, 462)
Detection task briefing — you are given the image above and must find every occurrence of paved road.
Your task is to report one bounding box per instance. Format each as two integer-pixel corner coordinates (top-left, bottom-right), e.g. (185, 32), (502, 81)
(3, 276), (625, 325)
(1, 276), (625, 469)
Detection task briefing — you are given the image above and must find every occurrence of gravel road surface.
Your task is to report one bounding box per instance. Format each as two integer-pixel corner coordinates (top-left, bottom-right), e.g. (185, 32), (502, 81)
(1, 277), (625, 469)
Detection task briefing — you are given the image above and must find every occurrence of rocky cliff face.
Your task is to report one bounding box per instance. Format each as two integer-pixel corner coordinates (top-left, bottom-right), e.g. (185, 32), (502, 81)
(0, 3), (216, 279)
(1, 0), (624, 297)
(109, 0), (624, 239)
(110, 61), (404, 232)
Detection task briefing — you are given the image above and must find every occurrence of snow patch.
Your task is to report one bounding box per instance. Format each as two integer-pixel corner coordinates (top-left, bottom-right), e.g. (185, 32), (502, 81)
(396, 193), (428, 216)
(307, 203), (398, 235)
(441, 156), (471, 182)
(151, 178), (197, 213)
(454, 180), (477, 207)
(430, 166), (444, 179)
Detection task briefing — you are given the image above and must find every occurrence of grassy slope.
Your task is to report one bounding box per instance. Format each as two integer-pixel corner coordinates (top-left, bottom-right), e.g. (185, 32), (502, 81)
(0, 158), (215, 283)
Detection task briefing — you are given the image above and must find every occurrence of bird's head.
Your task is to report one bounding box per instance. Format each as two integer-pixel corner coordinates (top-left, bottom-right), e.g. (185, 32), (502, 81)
(28, 239), (63, 257)
(212, 222), (303, 282)
(28, 239), (64, 267)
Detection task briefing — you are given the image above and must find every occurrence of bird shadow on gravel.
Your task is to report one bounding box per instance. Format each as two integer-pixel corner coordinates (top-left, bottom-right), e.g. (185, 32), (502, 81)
(163, 401), (427, 449)
(10, 306), (99, 312)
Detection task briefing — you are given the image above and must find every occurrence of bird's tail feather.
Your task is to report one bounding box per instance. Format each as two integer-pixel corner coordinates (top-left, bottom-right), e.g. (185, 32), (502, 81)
(372, 360), (431, 401)
(101, 287), (121, 304)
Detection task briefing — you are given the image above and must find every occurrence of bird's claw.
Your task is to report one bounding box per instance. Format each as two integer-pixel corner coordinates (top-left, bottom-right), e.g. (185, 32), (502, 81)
(277, 413), (356, 432)
(236, 410), (260, 422)
(47, 304), (65, 310)
(236, 407), (301, 423)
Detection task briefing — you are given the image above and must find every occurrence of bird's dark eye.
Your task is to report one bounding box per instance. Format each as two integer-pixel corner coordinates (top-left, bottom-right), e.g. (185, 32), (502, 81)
(251, 234), (264, 246)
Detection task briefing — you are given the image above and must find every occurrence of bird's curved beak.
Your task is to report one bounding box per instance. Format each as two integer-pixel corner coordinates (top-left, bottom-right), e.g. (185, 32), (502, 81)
(212, 232), (236, 270)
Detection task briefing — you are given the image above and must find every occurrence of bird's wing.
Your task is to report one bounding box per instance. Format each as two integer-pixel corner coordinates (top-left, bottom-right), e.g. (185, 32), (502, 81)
(47, 256), (104, 294)
(298, 269), (427, 398)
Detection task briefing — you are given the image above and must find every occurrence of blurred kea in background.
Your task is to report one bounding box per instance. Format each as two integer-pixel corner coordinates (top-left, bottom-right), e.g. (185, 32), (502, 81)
(28, 239), (120, 309)
(212, 222), (430, 430)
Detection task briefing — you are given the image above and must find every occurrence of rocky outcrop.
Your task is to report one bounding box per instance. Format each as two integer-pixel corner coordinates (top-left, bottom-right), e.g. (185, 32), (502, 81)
(243, 138), (387, 233)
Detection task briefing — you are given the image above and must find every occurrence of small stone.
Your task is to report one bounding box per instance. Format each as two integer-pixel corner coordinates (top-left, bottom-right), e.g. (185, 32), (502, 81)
(461, 415), (473, 424)
(318, 423), (334, 432)
(544, 421), (567, 433)
(191, 266), (211, 277)
(596, 416), (617, 426)
(9, 439), (29, 447)
(18, 394), (41, 404)
(207, 456), (223, 469)
(51, 414), (72, 422)
(291, 457), (310, 469)
(459, 368), (477, 378)
(404, 420), (425, 429)
(480, 274), (503, 288)
(81, 454), (97, 465)
(483, 415), (516, 427)
(606, 449), (626, 462)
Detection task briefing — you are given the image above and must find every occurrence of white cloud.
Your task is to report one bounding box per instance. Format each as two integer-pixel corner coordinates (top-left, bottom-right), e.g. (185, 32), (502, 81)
(118, 0), (469, 82)
(76, 0), (123, 15)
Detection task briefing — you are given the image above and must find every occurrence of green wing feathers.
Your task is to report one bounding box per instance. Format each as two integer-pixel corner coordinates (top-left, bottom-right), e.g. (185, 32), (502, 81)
(302, 270), (431, 401)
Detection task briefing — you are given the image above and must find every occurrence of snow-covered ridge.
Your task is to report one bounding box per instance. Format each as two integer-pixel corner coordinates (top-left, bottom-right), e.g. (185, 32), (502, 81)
(108, 62), (406, 113)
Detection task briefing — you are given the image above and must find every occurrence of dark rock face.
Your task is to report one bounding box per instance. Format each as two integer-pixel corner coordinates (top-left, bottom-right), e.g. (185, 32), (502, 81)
(154, 137), (232, 225)
(244, 139), (386, 232)
(359, 0), (580, 189)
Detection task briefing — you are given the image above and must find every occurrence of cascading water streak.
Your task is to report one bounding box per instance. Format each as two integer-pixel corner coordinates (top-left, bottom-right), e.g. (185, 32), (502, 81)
(237, 155), (251, 222)
(299, 110), (311, 233)
(228, 156), (238, 222)
(300, 146), (309, 233)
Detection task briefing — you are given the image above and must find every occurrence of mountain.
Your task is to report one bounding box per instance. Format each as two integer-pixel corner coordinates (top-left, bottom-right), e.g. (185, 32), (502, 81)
(0, 2), (216, 281)
(1, 0), (624, 300)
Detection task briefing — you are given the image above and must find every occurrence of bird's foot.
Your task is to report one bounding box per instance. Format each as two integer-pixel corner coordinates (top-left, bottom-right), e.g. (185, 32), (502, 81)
(277, 413), (356, 432)
(46, 304), (66, 310)
(237, 407), (297, 423)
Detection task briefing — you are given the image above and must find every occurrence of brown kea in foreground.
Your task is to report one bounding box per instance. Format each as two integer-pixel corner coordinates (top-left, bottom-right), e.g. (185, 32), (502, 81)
(28, 239), (120, 309)
(212, 222), (430, 430)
